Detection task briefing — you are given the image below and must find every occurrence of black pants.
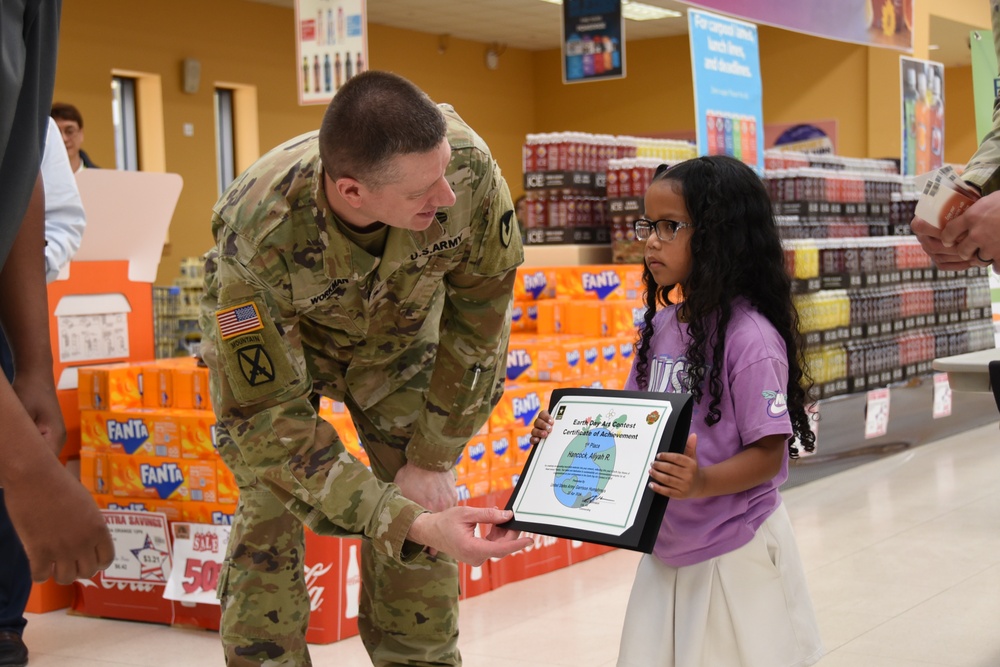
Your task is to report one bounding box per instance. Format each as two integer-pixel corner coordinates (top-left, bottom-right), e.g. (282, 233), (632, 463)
(0, 327), (30, 635)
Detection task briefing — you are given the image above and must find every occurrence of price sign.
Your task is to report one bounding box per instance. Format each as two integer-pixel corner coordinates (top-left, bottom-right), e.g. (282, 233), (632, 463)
(932, 373), (952, 419)
(864, 388), (891, 439)
(100, 510), (171, 585)
(164, 522), (231, 605)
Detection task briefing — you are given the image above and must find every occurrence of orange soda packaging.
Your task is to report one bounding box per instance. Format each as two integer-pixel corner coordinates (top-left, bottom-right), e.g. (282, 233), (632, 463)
(110, 453), (217, 502)
(488, 431), (516, 471)
(557, 265), (643, 301)
(81, 408), (180, 458)
(489, 382), (556, 432)
(183, 502), (236, 525)
(77, 363), (142, 411)
(172, 364), (212, 411)
(215, 458), (239, 504)
(91, 493), (185, 522)
(514, 267), (558, 301)
(509, 425), (535, 466)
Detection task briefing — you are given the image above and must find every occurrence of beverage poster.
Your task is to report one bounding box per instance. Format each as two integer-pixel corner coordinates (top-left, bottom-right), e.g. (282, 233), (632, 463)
(682, 0), (913, 52)
(900, 57), (944, 176)
(562, 0), (625, 84)
(295, 0), (368, 105)
(688, 8), (764, 172)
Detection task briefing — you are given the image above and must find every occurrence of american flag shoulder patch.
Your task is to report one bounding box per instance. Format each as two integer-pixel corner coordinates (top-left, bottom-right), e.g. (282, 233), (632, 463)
(216, 302), (265, 340)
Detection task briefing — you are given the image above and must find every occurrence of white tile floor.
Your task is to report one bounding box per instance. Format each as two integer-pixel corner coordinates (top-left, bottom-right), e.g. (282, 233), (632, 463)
(21, 420), (1000, 666)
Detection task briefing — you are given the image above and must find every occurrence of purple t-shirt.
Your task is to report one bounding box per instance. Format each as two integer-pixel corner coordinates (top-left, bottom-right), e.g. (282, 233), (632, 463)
(624, 299), (792, 567)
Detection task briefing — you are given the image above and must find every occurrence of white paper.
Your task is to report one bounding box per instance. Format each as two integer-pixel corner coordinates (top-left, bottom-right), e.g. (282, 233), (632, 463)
(864, 388), (891, 439)
(99, 510), (172, 585)
(512, 395), (673, 536)
(164, 522), (231, 605)
(932, 372), (952, 419)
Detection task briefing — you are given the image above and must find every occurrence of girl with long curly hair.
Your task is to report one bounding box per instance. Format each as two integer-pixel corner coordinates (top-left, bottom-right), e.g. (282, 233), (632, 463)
(531, 155), (823, 667)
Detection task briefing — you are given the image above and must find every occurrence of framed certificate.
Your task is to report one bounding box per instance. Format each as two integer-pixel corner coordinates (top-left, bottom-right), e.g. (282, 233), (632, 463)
(502, 388), (693, 553)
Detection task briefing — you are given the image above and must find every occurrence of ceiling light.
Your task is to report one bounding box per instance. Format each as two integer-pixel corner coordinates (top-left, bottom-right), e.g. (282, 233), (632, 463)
(538, 0), (683, 21)
(927, 44), (940, 50)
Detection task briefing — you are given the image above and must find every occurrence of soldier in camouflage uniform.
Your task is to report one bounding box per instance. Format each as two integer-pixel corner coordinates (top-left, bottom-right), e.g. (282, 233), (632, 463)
(912, 1), (1000, 269)
(199, 71), (530, 666)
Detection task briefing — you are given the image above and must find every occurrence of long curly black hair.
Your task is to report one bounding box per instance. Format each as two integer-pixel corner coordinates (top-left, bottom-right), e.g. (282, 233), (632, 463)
(634, 155), (815, 457)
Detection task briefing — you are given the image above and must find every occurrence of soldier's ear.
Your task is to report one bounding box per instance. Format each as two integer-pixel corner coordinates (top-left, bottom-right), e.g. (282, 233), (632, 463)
(330, 174), (365, 209)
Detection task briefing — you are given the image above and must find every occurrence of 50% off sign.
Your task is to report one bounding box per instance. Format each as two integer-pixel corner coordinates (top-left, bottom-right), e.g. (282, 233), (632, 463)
(164, 522), (231, 605)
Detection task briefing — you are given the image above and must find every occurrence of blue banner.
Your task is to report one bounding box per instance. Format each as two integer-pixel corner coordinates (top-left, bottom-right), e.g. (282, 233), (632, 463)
(562, 0), (625, 84)
(688, 8), (763, 172)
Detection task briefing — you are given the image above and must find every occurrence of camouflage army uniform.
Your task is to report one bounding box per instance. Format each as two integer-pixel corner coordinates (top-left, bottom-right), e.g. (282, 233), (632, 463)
(199, 105), (523, 667)
(964, 2), (1000, 195)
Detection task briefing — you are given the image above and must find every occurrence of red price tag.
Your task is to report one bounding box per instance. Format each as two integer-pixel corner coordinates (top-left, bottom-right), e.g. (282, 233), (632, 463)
(181, 557), (221, 594)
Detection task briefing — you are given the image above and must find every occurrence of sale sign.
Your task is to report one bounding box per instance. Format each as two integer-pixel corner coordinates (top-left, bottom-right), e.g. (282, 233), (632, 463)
(100, 510), (172, 585)
(164, 522), (231, 605)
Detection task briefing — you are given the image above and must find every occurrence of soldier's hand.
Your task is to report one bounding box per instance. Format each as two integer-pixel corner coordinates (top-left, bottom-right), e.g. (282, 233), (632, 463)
(938, 190), (1000, 269)
(911, 216), (973, 271)
(394, 463), (457, 513)
(407, 507), (533, 567)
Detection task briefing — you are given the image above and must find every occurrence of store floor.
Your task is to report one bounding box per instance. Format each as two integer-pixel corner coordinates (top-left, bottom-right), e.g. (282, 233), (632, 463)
(22, 420), (1000, 666)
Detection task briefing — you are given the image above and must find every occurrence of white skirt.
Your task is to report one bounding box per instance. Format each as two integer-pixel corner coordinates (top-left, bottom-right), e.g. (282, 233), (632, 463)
(617, 503), (824, 667)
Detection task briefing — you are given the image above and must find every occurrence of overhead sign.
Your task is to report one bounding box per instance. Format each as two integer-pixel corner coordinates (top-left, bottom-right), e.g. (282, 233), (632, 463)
(562, 0), (625, 84)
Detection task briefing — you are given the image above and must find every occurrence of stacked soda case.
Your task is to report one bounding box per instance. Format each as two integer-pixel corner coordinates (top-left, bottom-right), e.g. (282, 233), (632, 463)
(522, 132), (694, 245)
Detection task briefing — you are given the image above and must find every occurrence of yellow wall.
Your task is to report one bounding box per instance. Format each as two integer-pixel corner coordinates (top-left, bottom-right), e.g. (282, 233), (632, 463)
(945, 65), (978, 165)
(54, 1), (987, 284)
(54, 0), (537, 284)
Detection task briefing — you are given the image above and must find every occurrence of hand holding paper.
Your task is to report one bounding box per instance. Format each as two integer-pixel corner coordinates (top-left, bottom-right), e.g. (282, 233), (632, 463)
(910, 166), (995, 269)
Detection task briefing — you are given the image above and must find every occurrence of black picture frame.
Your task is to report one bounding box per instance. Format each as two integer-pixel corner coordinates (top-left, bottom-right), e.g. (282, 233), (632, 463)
(500, 388), (693, 553)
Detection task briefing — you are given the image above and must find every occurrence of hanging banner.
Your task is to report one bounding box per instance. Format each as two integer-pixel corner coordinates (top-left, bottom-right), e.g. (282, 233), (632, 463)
(680, 0), (913, 51)
(970, 30), (999, 143)
(295, 0), (368, 106)
(900, 57), (944, 176)
(562, 0), (625, 84)
(688, 8), (764, 172)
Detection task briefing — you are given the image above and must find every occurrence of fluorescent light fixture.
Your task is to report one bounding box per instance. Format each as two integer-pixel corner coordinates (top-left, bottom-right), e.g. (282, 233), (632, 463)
(927, 44), (940, 50)
(539, 0), (683, 21)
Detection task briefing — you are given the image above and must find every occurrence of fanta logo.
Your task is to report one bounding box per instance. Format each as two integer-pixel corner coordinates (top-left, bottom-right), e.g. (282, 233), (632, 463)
(566, 350), (581, 366)
(523, 272), (548, 299)
(513, 394), (541, 425)
(516, 432), (533, 452)
(527, 304), (538, 320)
(620, 342), (634, 359)
(468, 442), (487, 462)
(507, 348), (533, 381)
(107, 502), (149, 511)
(602, 344), (616, 361)
(455, 485), (471, 501)
(511, 305), (523, 323)
(139, 463), (185, 499)
(584, 347), (598, 364)
(582, 270), (621, 299)
(211, 511), (233, 525)
(107, 418), (150, 455)
(492, 437), (510, 456)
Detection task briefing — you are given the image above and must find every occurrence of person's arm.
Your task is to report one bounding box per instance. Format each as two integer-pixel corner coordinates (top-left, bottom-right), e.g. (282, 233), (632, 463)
(201, 243), (427, 563)
(0, 174), (114, 583)
(397, 159), (523, 510)
(40, 117), (85, 283)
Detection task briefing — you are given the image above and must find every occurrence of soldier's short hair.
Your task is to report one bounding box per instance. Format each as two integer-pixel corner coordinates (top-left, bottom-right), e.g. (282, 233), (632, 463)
(319, 71), (447, 189)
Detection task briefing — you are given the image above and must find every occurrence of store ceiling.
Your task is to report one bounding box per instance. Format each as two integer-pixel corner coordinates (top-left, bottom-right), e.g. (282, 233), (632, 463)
(247, 0), (975, 66)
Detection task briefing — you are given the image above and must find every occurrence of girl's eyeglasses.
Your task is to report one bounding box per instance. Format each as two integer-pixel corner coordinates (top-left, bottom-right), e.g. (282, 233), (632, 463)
(633, 218), (692, 242)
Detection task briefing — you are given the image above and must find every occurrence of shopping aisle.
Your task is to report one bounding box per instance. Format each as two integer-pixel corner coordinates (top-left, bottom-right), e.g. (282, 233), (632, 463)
(22, 420), (1000, 666)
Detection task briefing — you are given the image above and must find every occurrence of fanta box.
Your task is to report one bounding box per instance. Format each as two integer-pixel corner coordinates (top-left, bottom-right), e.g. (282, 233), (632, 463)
(606, 301), (646, 336)
(172, 364), (212, 411)
(139, 363), (174, 409)
(455, 471), (491, 501)
(557, 265), (643, 301)
(514, 267), (558, 301)
(535, 300), (567, 336)
(599, 339), (619, 375)
(509, 425), (535, 466)
(564, 301), (607, 337)
(463, 434), (491, 478)
(602, 373), (630, 391)
(318, 396), (347, 420)
(79, 450), (108, 494)
(77, 363), (142, 411)
(81, 408), (180, 458)
(487, 431), (516, 471)
(215, 459), (239, 504)
(510, 301), (538, 333)
(173, 409), (219, 459)
(489, 382), (556, 433)
(183, 501), (236, 526)
(618, 335), (636, 374)
(576, 337), (602, 378)
(489, 466), (521, 494)
(91, 493), (185, 522)
(109, 453), (217, 502)
(506, 336), (584, 383)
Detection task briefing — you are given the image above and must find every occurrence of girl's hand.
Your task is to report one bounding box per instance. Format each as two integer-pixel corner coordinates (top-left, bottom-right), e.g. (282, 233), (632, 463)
(648, 433), (705, 499)
(529, 410), (554, 445)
